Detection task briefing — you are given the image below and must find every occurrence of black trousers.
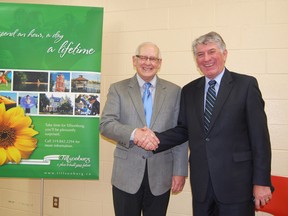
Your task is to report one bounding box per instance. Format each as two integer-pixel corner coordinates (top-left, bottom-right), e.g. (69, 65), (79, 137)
(193, 177), (255, 216)
(113, 163), (170, 216)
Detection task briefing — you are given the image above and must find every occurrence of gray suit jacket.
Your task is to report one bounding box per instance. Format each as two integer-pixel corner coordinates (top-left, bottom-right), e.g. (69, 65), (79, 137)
(100, 74), (188, 196)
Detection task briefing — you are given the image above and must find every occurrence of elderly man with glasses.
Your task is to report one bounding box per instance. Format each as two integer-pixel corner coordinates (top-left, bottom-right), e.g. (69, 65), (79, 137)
(100, 42), (188, 216)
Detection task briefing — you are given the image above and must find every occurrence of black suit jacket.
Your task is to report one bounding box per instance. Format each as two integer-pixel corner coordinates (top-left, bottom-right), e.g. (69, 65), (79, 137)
(156, 69), (272, 203)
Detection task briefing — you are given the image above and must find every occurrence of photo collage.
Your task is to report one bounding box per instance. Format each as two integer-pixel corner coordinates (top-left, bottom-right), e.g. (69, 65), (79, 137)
(0, 70), (101, 117)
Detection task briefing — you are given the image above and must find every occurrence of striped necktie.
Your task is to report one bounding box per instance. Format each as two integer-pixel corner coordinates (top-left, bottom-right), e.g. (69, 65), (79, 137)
(204, 80), (216, 133)
(142, 82), (152, 127)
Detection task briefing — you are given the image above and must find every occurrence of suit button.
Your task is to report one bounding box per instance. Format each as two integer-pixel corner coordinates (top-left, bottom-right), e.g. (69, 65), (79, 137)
(142, 156), (146, 159)
(205, 138), (210, 142)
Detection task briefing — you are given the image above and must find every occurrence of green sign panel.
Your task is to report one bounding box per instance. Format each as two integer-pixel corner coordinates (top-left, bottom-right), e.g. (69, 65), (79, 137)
(0, 3), (103, 179)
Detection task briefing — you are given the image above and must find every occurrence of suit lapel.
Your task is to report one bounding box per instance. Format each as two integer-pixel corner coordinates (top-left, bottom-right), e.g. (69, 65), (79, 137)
(128, 75), (146, 126)
(195, 78), (206, 131)
(150, 78), (166, 128)
(208, 69), (233, 133)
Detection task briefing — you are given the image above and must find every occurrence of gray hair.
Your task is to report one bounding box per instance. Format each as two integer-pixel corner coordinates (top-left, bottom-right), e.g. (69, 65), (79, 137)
(135, 42), (162, 59)
(192, 32), (226, 56)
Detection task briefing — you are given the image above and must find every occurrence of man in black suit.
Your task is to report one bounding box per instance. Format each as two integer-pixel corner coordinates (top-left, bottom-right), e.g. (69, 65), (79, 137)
(137, 32), (273, 216)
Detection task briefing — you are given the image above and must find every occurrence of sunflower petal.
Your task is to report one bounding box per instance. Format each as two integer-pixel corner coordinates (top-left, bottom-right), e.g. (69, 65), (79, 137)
(6, 105), (24, 116)
(19, 151), (32, 159)
(6, 146), (22, 163)
(0, 148), (7, 165)
(11, 115), (33, 129)
(14, 137), (38, 146)
(14, 138), (37, 151)
(16, 127), (39, 137)
(4, 107), (28, 127)
(0, 103), (6, 125)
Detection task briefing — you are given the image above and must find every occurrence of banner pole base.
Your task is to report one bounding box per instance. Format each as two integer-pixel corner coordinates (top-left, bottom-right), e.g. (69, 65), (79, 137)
(40, 178), (44, 216)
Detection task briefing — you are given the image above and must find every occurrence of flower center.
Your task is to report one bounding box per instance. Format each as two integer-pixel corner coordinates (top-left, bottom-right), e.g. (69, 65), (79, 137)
(0, 125), (16, 148)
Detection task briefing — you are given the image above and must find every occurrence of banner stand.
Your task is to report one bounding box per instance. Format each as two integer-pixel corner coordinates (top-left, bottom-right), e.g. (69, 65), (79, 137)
(0, 3), (102, 180)
(40, 178), (44, 216)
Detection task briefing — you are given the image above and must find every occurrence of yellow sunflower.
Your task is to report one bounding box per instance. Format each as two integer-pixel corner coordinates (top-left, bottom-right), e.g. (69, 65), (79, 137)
(0, 103), (38, 165)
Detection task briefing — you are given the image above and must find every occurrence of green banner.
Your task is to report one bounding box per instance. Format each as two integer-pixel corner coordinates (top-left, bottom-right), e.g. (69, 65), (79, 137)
(0, 3), (103, 179)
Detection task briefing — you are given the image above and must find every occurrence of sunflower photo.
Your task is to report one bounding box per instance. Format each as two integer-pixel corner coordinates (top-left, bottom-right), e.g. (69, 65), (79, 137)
(0, 103), (39, 166)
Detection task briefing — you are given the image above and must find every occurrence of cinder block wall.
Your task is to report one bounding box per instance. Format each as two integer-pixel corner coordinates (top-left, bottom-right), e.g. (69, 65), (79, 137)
(0, 0), (287, 216)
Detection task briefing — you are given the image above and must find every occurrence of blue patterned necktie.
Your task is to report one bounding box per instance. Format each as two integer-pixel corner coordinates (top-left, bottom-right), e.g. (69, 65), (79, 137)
(204, 80), (217, 133)
(142, 82), (152, 128)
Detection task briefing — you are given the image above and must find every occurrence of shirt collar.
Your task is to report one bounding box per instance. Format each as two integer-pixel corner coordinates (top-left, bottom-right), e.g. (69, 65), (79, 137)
(205, 68), (225, 86)
(136, 74), (157, 88)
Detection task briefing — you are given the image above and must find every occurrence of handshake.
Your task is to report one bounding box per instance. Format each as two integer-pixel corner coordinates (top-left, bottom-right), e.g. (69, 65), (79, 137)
(134, 127), (160, 151)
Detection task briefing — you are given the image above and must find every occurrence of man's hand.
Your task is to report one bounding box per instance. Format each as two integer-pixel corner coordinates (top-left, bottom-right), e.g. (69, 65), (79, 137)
(171, 176), (186, 194)
(253, 185), (273, 209)
(134, 127), (159, 151)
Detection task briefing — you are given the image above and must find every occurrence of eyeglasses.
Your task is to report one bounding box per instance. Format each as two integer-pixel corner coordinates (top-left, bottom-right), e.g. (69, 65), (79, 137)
(135, 55), (161, 63)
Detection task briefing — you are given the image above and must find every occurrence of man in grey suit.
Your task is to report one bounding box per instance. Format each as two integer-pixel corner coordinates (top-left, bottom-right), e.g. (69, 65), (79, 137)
(100, 42), (188, 216)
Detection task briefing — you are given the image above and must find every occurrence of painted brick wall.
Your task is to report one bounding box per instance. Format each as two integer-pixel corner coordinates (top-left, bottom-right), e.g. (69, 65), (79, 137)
(0, 0), (287, 216)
